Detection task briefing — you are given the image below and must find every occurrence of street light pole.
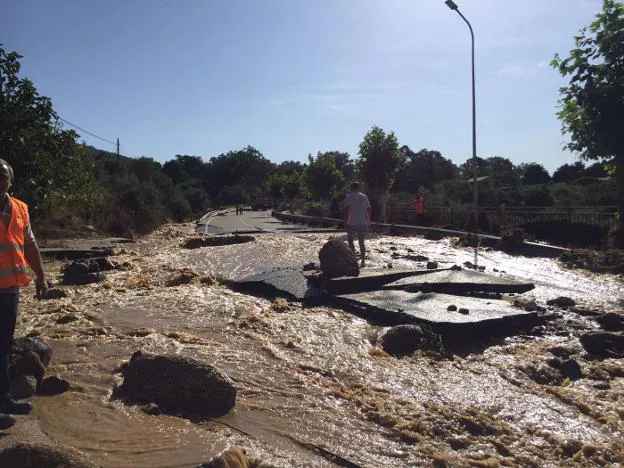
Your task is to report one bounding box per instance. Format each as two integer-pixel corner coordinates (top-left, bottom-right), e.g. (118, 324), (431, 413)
(445, 0), (479, 267)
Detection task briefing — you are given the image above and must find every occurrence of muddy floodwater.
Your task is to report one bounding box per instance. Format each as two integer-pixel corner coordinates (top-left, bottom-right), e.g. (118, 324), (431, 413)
(12, 224), (624, 467)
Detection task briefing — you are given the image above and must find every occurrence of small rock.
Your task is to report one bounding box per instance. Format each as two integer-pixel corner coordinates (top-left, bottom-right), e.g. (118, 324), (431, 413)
(11, 336), (53, 367)
(141, 403), (163, 416)
(546, 296), (576, 308)
(595, 313), (624, 332)
(569, 306), (602, 317)
(0, 414), (16, 430)
(478, 265), (485, 271)
(593, 381), (610, 390)
(198, 447), (252, 468)
(38, 376), (70, 395)
(426, 261), (438, 270)
(0, 442), (100, 468)
(529, 326), (545, 336)
(9, 351), (45, 387)
(548, 346), (576, 359)
(560, 359), (582, 380)
(493, 268), (499, 272)
(56, 314), (78, 324)
(580, 331), (624, 358)
(128, 328), (156, 337)
(450, 265), (462, 271)
(447, 304), (457, 311)
(41, 288), (71, 300)
(386, 263), (393, 269)
(302, 262), (317, 271)
(458, 308), (470, 315)
(9, 374), (37, 399)
(391, 252), (401, 259)
(379, 325), (443, 355)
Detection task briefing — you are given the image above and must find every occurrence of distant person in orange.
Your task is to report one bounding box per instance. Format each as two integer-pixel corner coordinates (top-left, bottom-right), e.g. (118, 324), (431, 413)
(414, 194), (426, 225)
(0, 159), (47, 415)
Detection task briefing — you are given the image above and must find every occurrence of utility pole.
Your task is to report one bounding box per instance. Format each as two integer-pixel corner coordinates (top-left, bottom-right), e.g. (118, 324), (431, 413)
(116, 138), (120, 168)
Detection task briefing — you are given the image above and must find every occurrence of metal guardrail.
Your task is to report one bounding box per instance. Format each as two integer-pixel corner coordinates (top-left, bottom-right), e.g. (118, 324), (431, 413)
(272, 211), (567, 258)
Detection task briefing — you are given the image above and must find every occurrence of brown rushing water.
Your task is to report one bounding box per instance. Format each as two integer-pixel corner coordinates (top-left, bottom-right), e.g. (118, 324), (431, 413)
(16, 224), (624, 467)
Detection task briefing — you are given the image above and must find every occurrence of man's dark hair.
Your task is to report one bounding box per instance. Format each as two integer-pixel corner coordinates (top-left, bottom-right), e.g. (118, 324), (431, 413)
(0, 159), (14, 183)
(351, 181), (360, 191)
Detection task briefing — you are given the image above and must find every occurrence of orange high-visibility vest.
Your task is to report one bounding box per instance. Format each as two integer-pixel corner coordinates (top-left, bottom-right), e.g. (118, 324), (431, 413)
(415, 197), (426, 214)
(0, 197), (31, 288)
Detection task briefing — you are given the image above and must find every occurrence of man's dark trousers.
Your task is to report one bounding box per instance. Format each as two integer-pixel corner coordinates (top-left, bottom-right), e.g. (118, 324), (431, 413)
(0, 293), (19, 398)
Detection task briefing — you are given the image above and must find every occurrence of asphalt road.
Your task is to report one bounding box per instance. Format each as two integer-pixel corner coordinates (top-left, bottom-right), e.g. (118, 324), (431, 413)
(198, 208), (294, 233)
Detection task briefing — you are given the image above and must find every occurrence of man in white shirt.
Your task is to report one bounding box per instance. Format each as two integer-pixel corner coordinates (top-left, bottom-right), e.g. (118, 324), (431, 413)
(343, 182), (371, 267)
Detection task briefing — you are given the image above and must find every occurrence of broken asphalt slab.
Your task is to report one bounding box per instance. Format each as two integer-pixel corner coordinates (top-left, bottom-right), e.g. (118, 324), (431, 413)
(382, 269), (535, 294)
(308, 268), (446, 295)
(233, 269), (321, 301)
(331, 290), (538, 334)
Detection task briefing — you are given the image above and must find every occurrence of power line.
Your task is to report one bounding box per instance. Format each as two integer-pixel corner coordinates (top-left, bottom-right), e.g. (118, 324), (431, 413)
(58, 117), (116, 146)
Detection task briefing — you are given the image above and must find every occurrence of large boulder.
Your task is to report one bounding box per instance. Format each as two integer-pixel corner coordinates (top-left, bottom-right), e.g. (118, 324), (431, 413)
(319, 239), (359, 278)
(118, 350), (237, 418)
(580, 332), (624, 358)
(0, 442), (100, 468)
(379, 325), (443, 356)
(11, 336), (52, 367)
(9, 374), (37, 399)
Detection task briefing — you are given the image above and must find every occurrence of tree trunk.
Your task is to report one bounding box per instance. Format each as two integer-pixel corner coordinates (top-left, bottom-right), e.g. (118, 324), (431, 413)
(380, 192), (388, 223)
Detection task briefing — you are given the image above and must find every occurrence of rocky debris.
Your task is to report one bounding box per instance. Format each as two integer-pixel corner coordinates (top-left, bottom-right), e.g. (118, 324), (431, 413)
(182, 235), (254, 249)
(9, 374), (37, 399)
(11, 336), (52, 367)
(426, 261), (438, 270)
(41, 287), (72, 300)
(141, 402), (163, 416)
(580, 332), (624, 358)
(546, 296), (576, 308)
(379, 324), (443, 356)
(560, 359), (583, 380)
(9, 351), (45, 387)
(0, 414), (16, 430)
(558, 249), (624, 274)
(548, 345), (579, 359)
(198, 447), (252, 468)
(319, 239), (359, 278)
(165, 268), (214, 287)
(569, 306), (602, 317)
(595, 313), (624, 331)
(56, 313), (79, 324)
(61, 260), (105, 285)
(117, 350), (237, 418)
(302, 262), (317, 271)
(0, 442), (100, 468)
(38, 376), (70, 395)
(128, 327), (156, 337)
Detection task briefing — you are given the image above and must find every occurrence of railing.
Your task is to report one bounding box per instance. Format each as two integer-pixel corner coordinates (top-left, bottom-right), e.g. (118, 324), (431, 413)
(388, 204), (618, 230)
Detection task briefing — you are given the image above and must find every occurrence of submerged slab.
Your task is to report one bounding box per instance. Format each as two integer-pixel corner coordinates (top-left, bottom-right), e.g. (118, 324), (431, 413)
(383, 269), (534, 294)
(234, 269), (321, 301)
(312, 268), (444, 295)
(332, 290), (538, 333)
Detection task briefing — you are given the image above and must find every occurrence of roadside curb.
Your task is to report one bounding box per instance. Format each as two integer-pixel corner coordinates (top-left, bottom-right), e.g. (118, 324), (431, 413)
(271, 211), (568, 258)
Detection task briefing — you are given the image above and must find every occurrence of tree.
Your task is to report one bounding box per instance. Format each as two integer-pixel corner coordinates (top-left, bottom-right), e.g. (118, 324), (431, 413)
(304, 152), (344, 200)
(519, 163), (551, 185)
(551, 0), (624, 230)
(552, 162), (586, 183)
(357, 126), (404, 221)
(0, 46), (97, 216)
(393, 146), (458, 193)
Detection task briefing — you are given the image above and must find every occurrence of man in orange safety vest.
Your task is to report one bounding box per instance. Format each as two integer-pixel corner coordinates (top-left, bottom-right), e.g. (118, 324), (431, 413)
(0, 159), (47, 415)
(414, 194), (426, 225)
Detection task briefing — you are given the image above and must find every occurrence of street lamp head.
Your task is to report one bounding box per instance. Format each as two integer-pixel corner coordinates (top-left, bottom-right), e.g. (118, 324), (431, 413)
(445, 0), (459, 11)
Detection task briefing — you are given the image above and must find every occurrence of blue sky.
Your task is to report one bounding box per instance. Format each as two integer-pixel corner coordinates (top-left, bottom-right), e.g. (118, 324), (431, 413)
(2, 0), (603, 173)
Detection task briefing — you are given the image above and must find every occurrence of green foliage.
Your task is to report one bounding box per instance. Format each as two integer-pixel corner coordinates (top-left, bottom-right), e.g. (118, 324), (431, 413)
(217, 184), (246, 205)
(552, 0), (624, 227)
(358, 126), (404, 220)
(552, 161), (585, 183)
(0, 45), (98, 217)
(519, 163), (551, 185)
(304, 151), (344, 200)
(393, 146), (458, 193)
